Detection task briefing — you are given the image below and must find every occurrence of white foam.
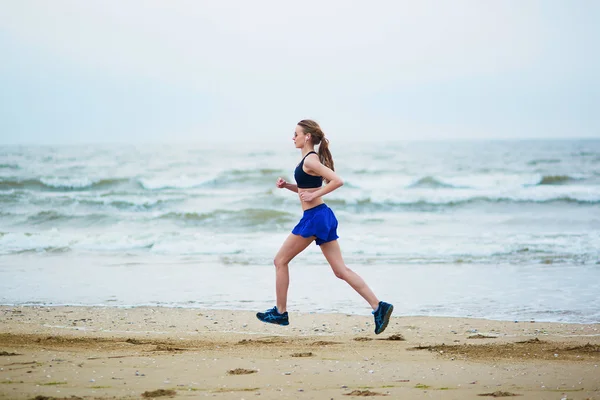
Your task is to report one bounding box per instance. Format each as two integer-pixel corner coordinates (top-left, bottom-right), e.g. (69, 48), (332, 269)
(365, 185), (600, 205)
(150, 233), (247, 255)
(444, 173), (541, 189)
(139, 175), (211, 190)
(70, 233), (155, 251)
(0, 231), (70, 254)
(40, 176), (95, 189)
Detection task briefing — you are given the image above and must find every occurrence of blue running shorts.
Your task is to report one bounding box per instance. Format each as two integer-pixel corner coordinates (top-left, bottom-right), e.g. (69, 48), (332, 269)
(292, 203), (339, 246)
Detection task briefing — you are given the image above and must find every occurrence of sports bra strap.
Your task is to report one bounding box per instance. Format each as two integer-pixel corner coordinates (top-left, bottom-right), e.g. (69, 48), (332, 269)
(301, 151), (317, 161)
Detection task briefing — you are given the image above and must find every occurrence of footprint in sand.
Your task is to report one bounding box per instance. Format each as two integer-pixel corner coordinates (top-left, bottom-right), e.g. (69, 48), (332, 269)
(291, 352), (314, 357)
(343, 389), (388, 396)
(227, 368), (258, 375)
(477, 391), (522, 397)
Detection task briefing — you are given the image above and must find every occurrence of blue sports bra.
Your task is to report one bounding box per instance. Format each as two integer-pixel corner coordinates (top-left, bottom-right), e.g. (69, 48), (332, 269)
(294, 151), (323, 189)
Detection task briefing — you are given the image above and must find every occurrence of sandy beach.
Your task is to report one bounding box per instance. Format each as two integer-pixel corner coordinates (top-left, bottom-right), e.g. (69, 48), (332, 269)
(0, 306), (598, 400)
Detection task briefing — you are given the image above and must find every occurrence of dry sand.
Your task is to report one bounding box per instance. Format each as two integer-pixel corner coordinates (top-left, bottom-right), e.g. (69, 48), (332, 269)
(0, 306), (598, 399)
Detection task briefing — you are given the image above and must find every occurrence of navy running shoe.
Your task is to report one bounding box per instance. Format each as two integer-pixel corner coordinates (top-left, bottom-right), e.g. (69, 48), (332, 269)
(372, 301), (394, 334)
(256, 306), (289, 326)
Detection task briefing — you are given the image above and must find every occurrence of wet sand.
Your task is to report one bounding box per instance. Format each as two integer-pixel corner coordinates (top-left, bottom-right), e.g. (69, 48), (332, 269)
(0, 306), (599, 399)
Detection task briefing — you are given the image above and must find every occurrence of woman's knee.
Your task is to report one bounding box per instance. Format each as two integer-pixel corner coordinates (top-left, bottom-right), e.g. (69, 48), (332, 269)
(273, 256), (288, 269)
(333, 266), (350, 279)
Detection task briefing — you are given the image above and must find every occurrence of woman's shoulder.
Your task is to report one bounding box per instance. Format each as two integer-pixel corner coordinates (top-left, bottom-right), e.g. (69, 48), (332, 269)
(303, 151), (319, 161)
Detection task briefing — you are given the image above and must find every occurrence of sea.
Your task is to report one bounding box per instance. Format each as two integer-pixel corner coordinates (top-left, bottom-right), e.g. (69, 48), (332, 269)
(1, 139), (599, 324)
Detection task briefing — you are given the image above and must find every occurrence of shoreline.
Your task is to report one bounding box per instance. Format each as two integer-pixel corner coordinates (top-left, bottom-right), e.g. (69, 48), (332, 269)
(2, 301), (598, 326)
(3, 255), (599, 327)
(1, 305), (599, 399)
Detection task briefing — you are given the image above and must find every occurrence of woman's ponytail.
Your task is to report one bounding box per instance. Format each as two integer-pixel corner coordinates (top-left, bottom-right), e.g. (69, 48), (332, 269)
(318, 137), (334, 172)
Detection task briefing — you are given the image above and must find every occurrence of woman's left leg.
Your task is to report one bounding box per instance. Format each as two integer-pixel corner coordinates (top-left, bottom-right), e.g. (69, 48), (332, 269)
(319, 240), (380, 310)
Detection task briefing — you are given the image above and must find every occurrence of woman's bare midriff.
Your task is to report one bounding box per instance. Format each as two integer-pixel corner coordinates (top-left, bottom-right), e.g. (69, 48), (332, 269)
(298, 187), (324, 211)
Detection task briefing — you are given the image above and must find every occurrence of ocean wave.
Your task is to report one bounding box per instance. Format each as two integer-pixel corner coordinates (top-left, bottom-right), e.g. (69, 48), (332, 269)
(0, 177), (133, 191)
(40, 177), (96, 188)
(407, 176), (463, 189)
(26, 210), (64, 224)
(326, 194), (600, 210)
(527, 159), (561, 166)
(1, 229), (597, 263)
(77, 195), (183, 209)
(576, 151), (598, 157)
(0, 231), (71, 255)
(138, 177), (208, 190)
(24, 210), (114, 225)
(0, 189), (184, 212)
(0, 231), (154, 255)
(0, 189), (16, 196)
(159, 208), (294, 227)
(407, 174), (587, 189)
(351, 168), (402, 175)
(139, 168), (284, 190)
(204, 168), (284, 187)
(0, 230), (252, 256)
(348, 173), (592, 192)
(228, 168), (281, 176)
(537, 175), (582, 185)
(0, 163), (20, 170)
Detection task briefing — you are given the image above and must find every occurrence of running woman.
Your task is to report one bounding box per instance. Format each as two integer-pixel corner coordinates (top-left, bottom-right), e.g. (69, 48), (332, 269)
(256, 119), (394, 334)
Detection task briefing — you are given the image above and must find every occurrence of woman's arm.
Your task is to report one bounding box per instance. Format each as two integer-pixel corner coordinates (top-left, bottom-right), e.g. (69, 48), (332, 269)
(299, 155), (344, 201)
(276, 177), (298, 193)
(283, 182), (299, 193)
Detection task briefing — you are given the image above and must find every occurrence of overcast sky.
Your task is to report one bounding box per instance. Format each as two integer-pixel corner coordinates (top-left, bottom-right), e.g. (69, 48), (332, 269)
(1, 0), (599, 145)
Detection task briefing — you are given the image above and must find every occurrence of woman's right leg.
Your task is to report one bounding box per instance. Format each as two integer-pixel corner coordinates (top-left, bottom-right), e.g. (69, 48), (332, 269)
(319, 240), (380, 309)
(273, 234), (314, 313)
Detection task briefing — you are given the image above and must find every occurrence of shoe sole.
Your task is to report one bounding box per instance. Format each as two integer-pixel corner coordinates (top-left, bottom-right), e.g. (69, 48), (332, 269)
(256, 315), (289, 326)
(375, 304), (394, 335)
(259, 320), (289, 326)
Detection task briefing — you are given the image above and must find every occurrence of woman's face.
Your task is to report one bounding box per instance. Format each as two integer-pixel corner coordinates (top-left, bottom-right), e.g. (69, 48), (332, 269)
(293, 125), (309, 149)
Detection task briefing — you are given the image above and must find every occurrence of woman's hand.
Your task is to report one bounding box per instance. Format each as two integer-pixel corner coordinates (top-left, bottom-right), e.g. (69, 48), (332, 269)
(299, 191), (317, 202)
(276, 177), (287, 189)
